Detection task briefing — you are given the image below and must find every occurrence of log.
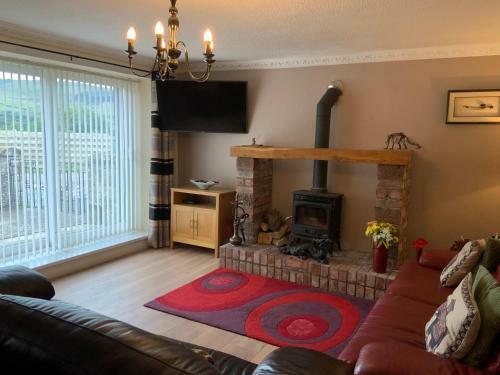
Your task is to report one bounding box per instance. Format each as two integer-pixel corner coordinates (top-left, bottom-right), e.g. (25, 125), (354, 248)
(266, 209), (282, 232)
(271, 224), (289, 239)
(257, 232), (273, 245)
(272, 237), (288, 247)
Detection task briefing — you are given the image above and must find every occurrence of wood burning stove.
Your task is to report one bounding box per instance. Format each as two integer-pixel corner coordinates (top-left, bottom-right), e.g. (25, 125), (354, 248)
(282, 82), (344, 260)
(292, 190), (343, 250)
(290, 82), (344, 251)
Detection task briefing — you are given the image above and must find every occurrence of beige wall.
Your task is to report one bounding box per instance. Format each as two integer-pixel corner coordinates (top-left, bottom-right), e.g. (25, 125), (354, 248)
(178, 56), (500, 252)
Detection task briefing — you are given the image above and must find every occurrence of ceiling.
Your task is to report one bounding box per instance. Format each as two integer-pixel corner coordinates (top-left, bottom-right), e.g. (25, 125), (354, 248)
(1, 0), (500, 69)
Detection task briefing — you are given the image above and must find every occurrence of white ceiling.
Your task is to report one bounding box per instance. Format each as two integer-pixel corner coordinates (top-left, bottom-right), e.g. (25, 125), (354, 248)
(1, 0), (500, 69)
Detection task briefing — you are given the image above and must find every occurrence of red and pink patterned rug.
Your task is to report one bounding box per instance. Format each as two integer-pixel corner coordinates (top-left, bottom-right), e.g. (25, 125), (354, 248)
(145, 268), (374, 357)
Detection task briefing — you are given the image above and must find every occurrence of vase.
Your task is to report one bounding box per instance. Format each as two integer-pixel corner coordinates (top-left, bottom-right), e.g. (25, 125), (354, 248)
(415, 247), (423, 262)
(372, 244), (388, 273)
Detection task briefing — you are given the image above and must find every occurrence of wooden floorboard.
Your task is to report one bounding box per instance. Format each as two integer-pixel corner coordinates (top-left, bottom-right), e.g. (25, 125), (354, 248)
(53, 246), (277, 364)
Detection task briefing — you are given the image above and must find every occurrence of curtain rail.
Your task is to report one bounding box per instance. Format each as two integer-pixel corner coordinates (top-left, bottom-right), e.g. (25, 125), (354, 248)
(0, 39), (149, 73)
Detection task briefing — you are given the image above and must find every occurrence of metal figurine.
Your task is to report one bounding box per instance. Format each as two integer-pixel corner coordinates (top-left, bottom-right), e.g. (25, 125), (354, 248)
(230, 194), (249, 246)
(385, 132), (421, 150)
(280, 235), (334, 264)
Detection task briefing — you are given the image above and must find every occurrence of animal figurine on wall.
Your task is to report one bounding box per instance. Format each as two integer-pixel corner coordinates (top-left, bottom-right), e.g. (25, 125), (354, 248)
(385, 132), (422, 150)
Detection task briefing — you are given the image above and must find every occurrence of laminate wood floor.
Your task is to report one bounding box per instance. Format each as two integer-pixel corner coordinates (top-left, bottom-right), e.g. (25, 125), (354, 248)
(53, 246), (277, 364)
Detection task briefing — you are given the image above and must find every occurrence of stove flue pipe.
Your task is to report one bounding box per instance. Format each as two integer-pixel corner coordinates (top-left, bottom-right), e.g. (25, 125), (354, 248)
(312, 81), (343, 193)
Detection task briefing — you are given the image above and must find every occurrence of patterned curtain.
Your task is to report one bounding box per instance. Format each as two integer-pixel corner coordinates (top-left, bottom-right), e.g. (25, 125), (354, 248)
(148, 79), (175, 248)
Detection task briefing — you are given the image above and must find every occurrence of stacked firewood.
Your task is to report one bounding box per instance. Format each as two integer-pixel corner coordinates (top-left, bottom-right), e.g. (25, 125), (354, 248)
(257, 209), (291, 247)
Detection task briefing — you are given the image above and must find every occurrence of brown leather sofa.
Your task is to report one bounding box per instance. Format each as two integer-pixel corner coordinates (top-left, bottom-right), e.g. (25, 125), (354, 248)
(0, 266), (353, 375)
(338, 250), (499, 375)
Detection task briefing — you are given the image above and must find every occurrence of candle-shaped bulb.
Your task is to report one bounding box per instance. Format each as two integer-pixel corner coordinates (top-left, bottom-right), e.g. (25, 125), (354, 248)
(155, 21), (165, 37)
(203, 29), (213, 43)
(203, 29), (214, 54)
(127, 27), (136, 41)
(155, 22), (164, 50)
(126, 27), (136, 52)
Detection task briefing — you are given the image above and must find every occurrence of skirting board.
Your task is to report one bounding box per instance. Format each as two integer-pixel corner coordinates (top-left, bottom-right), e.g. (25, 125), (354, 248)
(36, 236), (148, 281)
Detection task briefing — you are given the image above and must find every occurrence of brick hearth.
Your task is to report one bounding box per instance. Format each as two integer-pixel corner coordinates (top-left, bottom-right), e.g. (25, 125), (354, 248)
(220, 243), (397, 300)
(234, 155), (411, 264)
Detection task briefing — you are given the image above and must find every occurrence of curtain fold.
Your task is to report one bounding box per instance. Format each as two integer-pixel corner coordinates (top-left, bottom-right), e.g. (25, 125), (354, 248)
(148, 79), (175, 249)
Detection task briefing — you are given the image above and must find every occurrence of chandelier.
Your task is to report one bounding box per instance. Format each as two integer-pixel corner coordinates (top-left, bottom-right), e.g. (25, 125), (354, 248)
(125, 0), (215, 82)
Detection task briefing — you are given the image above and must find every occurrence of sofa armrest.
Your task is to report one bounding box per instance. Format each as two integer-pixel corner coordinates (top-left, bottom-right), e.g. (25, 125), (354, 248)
(0, 266), (55, 300)
(354, 343), (483, 375)
(253, 347), (353, 375)
(418, 250), (456, 271)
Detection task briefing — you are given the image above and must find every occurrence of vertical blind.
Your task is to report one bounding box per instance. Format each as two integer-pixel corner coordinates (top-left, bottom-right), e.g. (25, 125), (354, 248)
(0, 59), (139, 266)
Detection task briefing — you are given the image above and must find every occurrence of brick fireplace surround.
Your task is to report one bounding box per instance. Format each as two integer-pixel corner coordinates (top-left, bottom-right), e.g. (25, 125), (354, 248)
(225, 147), (412, 299)
(233, 152), (411, 261)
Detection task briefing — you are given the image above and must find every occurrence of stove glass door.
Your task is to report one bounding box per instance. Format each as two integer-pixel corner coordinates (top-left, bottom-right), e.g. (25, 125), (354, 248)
(295, 204), (329, 229)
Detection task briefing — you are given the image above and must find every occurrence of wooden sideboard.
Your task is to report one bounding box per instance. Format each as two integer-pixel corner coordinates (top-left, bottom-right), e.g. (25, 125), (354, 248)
(170, 187), (235, 257)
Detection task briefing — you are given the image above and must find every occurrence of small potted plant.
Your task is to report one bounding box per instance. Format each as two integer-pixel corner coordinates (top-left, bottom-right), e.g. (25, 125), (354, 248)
(365, 221), (399, 273)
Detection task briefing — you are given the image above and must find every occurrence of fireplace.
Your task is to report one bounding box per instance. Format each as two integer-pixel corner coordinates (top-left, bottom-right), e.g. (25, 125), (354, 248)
(292, 190), (343, 250)
(233, 81), (411, 264)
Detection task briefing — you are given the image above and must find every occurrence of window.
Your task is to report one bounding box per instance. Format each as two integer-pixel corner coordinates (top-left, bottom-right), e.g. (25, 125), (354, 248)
(0, 59), (140, 266)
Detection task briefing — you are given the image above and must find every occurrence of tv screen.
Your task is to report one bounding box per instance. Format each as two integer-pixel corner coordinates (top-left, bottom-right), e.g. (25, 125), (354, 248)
(156, 80), (247, 133)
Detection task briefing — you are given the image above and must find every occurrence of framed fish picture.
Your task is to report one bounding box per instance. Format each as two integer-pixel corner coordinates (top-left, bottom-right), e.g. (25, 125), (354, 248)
(446, 90), (500, 124)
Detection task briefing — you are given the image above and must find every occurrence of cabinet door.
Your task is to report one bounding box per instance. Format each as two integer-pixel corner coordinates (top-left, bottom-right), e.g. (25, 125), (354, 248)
(172, 205), (194, 240)
(194, 208), (216, 245)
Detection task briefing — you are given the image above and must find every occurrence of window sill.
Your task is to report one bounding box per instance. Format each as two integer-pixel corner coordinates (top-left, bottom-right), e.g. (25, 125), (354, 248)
(32, 232), (148, 279)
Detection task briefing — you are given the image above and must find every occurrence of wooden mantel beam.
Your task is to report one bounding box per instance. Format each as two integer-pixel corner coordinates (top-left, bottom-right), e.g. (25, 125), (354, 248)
(230, 146), (412, 166)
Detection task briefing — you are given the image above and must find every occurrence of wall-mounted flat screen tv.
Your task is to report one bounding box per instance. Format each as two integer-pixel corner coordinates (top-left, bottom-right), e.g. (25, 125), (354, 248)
(156, 80), (247, 133)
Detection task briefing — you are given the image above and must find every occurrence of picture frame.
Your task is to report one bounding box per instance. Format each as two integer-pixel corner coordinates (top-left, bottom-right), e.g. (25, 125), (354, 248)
(446, 89), (500, 124)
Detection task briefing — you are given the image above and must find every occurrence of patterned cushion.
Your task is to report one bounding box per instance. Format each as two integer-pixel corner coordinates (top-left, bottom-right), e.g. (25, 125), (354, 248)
(440, 240), (485, 287)
(463, 265), (500, 367)
(480, 239), (500, 272)
(425, 273), (481, 359)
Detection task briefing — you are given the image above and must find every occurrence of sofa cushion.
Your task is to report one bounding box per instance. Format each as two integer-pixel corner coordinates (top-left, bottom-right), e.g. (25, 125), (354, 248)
(480, 239), (500, 272)
(463, 265), (500, 368)
(419, 250), (459, 271)
(253, 347), (353, 375)
(425, 273), (481, 359)
(354, 342), (485, 375)
(484, 349), (500, 375)
(169, 338), (257, 375)
(440, 240), (484, 287)
(386, 261), (452, 306)
(339, 293), (436, 363)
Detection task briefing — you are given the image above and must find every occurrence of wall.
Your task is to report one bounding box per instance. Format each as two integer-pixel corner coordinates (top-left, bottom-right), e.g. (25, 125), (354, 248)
(178, 56), (500, 252)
